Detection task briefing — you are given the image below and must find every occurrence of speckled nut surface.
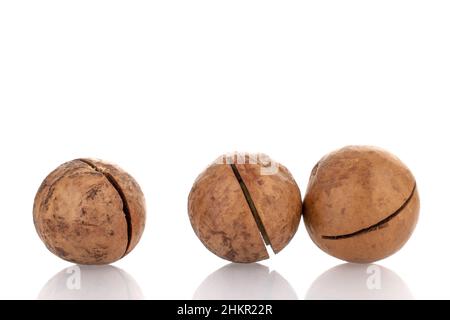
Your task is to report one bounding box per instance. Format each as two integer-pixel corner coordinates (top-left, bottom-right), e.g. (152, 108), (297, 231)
(303, 146), (419, 263)
(33, 159), (146, 265)
(188, 153), (302, 263)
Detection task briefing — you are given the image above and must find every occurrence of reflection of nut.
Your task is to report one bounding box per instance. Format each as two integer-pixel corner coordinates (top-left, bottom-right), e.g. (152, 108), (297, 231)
(38, 265), (144, 300)
(303, 146), (419, 263)
(305, 263), (413, 300)
(188, 153), (302, 263)
(194, 263), (297, 300)
(33, 159), (146, 265)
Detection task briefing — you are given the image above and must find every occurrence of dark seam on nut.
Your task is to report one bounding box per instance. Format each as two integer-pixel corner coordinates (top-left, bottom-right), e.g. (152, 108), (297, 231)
(322, 183), (417, 240)
(77, 159), (132, 256)
(230, 164), (272, 250)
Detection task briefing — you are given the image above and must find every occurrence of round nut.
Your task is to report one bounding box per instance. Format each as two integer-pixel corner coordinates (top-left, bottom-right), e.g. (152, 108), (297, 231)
(188, 153), (302, 263)
(33, 159), (146, 265)
(303, 146), (419, 263)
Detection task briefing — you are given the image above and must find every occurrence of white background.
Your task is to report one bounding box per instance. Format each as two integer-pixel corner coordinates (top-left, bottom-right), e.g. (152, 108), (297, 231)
(0, 1), (449, 300)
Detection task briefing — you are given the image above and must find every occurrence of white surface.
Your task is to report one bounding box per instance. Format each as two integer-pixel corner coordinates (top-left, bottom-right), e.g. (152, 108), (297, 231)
(0, 1), (449, 300)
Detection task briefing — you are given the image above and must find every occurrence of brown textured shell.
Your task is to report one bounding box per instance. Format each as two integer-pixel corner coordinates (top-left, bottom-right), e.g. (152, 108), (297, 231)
(188, 153), (302, 263)
(303, 146), (419, 263)
(33, 159), (146, 265)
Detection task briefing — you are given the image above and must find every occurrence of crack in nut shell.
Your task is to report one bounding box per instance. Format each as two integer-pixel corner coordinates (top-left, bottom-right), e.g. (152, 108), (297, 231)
(316, 189), (420, 263)
(303, 146), (420, 263)
(188, 153), (302, 263)
(33, 159), (146, 265)
(322, 183), (417, 240)
(188, 163), (269, 263)
(78, 159), (146, 256)
(235, 161), (302, 254)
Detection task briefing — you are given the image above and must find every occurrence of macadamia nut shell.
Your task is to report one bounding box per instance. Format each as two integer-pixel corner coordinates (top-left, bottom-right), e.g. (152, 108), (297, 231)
(33, 159), (146, 265)
(303, 146), (419, 263)
(188, 154), (302, 263)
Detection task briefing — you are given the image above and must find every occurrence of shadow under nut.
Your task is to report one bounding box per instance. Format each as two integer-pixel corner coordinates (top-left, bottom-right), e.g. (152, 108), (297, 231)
(188, 154), (302, 263)
(303, 146), (420, 263)
(33, 159), (146, 265)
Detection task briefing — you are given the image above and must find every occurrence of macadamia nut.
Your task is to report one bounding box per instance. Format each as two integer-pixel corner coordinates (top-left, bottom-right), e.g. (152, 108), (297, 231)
(33, 159), (146, 265)
(188, 153), (302, 263)
(303, 146), (419, 263)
